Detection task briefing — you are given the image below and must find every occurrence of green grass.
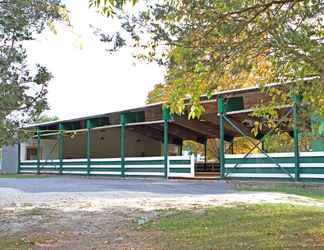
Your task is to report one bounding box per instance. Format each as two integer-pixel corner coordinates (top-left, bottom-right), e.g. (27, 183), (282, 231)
(0, 237), (31, 250)
(0, 174), (47, 179)
(142, 204), (324, 250)
(235, 182), (324, 201)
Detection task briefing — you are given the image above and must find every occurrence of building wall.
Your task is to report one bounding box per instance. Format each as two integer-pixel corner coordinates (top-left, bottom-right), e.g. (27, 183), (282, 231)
(15, 127), (180, 162)
(20, 139), (59, 160)
(53, 127), (164, 159)
(1, 145), (18, 173)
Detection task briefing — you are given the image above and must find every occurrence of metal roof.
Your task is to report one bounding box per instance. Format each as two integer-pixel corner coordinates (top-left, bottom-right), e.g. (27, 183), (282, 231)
(25, 76), (318, 128)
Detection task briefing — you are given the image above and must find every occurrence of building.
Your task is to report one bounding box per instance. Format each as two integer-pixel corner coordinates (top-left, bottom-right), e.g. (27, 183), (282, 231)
(3, 80), (324, 181)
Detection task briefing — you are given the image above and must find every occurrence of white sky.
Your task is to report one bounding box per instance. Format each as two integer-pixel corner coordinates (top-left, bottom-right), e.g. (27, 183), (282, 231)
(25, 0), (165, 120)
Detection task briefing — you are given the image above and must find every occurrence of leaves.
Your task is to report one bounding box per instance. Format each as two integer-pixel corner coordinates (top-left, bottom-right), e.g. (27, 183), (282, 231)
(93, 0), (324, 123)
(0, 0), (64, 145)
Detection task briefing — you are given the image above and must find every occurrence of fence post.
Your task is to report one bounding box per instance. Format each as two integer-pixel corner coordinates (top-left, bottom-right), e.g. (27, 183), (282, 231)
(293, 95), (301, 181)
(59, 123), (64, 175)
(217, 95), (225, 178)
(37, 127), (41, 175)
(162, 106), (170, 178)
(86, 120), (92, 176)
(120, 114), (126, 178)
(204, 139), (207, 166)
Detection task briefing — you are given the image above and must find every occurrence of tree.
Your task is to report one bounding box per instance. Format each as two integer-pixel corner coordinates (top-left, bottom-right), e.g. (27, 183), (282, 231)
(35, 114), (59, 123)
(91, 0), (324, 121)
(0, 0), (65, 145)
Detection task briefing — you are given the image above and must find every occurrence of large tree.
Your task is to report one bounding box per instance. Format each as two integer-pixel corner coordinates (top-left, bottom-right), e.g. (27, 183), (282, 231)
(91, 0), (324, 120)
(0, 0), (64, 145)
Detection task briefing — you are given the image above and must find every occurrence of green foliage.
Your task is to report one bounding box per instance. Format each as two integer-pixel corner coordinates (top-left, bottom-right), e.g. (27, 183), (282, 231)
(0, 0), (64, 145)
(34, 114), (59, 123)
(146, 83), (167, 104)
(89, 0), (138, 16)
(94, 0), (324, 120)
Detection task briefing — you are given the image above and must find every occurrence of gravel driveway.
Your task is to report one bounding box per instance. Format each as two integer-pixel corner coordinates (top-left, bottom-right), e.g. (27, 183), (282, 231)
(0, 176), (233, 206)
(0, 176), (322, 249)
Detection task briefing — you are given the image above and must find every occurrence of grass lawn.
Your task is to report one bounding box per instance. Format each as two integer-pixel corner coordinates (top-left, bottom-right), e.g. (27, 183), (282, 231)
(234, 182), (324, 201)
(141, 204), (324, 249)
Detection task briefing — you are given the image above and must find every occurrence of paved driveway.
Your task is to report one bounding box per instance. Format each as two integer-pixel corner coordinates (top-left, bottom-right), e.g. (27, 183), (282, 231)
(0, 176), (233, 207)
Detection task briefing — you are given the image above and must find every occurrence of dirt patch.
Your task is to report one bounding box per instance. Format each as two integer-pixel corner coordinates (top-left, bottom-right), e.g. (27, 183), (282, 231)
(0, 205), (154, 250)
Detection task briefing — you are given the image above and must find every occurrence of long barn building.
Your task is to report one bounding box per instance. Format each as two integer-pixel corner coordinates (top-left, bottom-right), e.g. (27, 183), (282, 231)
(2, 80), (324, 182)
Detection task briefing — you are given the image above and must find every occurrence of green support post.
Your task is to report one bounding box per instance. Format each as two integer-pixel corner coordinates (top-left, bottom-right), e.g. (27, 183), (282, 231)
(17, 140), (21, 174)
(162, 106), (170, 178)
(120, 114), (126, 178)
(58, 123), (64, 175)
(86, 120), (92, 176)
(217, 95), (225, 178)
(37, 128), (41, 175)
(204, 139), (207, 166)
(293, 95), (301, 181)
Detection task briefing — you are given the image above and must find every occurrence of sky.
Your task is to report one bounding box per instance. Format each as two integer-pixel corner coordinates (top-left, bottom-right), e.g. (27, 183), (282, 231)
(25, 0), (165, 120)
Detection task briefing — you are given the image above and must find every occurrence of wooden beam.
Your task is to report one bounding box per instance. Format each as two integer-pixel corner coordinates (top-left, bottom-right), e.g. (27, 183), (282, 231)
(201, 113), (237, 138)
(174, 119), (217, 138)
(128, 124), (182, 144)
(149, 123), (206, 143)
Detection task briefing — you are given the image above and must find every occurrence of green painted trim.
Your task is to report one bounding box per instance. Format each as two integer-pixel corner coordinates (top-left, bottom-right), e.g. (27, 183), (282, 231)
(20, 167), (39, 170)
(169, 160), (191, 165)
(225, 157), (295, 164)
(125, 160), (164, 165)
(163, 119), (169, 178)
(59, 123), (64, 175)
(125, 168), (164, 172)
(300, 157), (324, 163)
(169, 168), (191, 173)
(61, 168), (88, 171)
(162, 105), (171, 120)
(293, 95), (301, 181)
(225, 156), (324, 164)
(300, 168), (324, 174)
(86, 120), (92, 176)
(37, 168), (60, 171)
(218, 95), (225, 178)
(90, 168), (122, 171)
(120, 113), (126, 178)
(20, 162), (38, 166)
(204, 139), (207, 164)
(226, 167), (295, 174)
(91, 161), (122, 165)
(163, 106), (170, 178)
(37, 128), (41, 175)
(62, 161), (87, 166)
